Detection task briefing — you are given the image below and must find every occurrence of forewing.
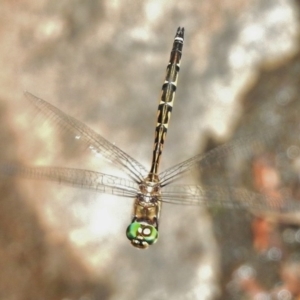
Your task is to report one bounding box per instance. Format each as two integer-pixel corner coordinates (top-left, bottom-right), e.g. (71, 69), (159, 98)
(161, 185), (300, 212)
(2, 164), (138, 198)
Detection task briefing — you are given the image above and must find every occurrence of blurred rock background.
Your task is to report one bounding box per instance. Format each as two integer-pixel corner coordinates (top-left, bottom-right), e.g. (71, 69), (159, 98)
(0, 0), (300, 299)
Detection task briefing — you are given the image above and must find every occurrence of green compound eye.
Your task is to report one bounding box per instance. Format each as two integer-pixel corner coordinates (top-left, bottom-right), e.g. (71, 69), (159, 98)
(126, 222), (140, 240)
(126, 221), (158, 248)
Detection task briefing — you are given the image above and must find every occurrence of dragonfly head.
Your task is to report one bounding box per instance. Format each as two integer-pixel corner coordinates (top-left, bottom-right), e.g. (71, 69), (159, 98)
(126, 221), (158, 249)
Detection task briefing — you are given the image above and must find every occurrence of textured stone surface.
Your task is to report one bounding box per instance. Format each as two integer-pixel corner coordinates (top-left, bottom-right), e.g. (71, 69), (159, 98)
(0, 1), (299, 299)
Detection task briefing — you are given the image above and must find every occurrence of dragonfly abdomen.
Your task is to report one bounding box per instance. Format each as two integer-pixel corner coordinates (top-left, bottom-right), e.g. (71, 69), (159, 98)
(149, 27), (184, 177)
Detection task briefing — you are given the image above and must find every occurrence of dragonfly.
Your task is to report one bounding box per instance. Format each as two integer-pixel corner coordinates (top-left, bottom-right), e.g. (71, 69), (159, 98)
(3, 27), (299, 249)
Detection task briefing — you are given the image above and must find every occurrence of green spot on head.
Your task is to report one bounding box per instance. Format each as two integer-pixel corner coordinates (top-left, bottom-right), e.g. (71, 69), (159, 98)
(126, 221), (158, 249)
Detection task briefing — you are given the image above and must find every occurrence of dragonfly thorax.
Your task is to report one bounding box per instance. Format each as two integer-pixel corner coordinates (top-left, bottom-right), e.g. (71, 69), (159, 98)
(139, 180), (161, 200)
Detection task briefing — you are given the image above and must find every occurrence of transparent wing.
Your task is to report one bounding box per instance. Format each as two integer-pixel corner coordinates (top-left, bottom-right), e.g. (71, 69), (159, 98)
(158, 129), (277, 186)
(24, 92), (148, 183)
(161, 185), (300, 212)
(2, 164), (138, 198)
